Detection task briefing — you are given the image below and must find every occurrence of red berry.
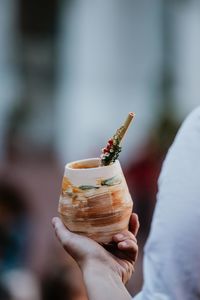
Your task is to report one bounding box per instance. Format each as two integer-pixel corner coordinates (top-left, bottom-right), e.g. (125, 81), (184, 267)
(106, 145), (111, 151)
(102, 148), (107, 154)
(108, 139), (113, 145)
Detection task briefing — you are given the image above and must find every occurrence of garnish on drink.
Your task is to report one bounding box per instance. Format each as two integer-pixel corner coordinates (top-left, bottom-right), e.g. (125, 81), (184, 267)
(100, 112), (135, 166)
(58, 112), (135, 243)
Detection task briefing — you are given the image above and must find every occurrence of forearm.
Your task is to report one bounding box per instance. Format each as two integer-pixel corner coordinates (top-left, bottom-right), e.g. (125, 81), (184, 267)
(82, 262), (132, 300)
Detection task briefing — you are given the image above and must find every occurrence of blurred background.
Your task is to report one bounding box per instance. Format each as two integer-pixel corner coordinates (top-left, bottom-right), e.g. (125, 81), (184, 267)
(0, 0), (200, 299)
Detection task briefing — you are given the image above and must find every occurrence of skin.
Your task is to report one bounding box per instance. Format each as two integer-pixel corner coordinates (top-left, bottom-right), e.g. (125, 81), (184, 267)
(52, 213), (139, 300)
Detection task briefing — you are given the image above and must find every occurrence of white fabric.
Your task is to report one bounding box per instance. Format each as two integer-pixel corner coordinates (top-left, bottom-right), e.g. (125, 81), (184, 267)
(134, 106), (200, 300)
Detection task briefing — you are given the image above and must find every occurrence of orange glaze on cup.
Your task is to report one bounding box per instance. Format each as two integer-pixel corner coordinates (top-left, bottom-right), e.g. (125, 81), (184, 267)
(58, 158), (133, 244)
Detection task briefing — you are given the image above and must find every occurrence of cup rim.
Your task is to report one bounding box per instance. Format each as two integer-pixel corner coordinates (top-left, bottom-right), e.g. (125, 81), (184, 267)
(66, 157), (120, 171)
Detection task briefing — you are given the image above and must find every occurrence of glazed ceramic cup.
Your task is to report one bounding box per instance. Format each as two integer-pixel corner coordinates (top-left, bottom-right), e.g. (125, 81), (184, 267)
(58, 158), (133, 243)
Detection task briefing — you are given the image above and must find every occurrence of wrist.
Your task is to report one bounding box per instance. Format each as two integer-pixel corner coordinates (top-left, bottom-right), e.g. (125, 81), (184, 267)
(82, 261), (131, 300)
(83, 259), (120, 280)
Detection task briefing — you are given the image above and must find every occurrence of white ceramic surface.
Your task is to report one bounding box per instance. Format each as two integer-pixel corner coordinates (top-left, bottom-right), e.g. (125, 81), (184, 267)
(58, 158), (133, 243)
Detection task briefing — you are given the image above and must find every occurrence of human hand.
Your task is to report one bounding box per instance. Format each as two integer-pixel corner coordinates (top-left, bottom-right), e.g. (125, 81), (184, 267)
(52, 213), (139, 284)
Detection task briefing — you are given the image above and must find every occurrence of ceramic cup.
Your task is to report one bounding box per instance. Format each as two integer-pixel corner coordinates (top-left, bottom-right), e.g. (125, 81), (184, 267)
(58, 158), (133, 243)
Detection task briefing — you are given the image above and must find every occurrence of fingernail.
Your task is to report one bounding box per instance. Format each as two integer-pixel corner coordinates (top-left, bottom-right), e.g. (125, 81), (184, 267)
(120, 241), (127, 247)
(116, 234), (124, 240)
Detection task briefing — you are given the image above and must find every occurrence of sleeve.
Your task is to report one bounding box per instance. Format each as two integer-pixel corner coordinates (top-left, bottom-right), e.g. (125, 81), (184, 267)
(133, 106), (200, 300)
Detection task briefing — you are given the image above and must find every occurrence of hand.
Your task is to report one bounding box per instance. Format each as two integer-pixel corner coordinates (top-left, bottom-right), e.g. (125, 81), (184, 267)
(52, 214), (139, 284)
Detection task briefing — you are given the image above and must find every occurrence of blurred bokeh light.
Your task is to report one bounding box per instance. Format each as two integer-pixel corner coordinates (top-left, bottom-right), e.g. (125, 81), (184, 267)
(0, 1), (200, 299)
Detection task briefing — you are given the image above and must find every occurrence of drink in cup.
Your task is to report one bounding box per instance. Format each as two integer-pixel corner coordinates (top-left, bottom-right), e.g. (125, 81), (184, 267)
(58, 113), (135, 244)
(58, 157), (133, 243)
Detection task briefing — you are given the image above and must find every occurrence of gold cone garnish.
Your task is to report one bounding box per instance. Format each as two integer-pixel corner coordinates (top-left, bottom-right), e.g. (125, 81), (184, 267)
(101, 112), (135, 166)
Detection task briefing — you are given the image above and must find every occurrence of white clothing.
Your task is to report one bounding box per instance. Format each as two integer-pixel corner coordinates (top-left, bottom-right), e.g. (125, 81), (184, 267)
(134, 106), (200, 300)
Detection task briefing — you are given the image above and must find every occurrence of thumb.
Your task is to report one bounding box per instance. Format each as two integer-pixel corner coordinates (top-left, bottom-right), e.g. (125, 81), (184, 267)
(52, 217), (72, 246)
(52, 217), (102, 267)
(52, 217), (81, 261)
(129, 213), (140, 236)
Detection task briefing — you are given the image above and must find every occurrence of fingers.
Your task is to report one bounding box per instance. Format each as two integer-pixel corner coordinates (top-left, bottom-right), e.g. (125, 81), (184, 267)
(52, 217), (83, 262)
(112, 214), (139, 262)
(118, 239), (137, 251)
(112, 231), (137, 243)
(118, 239), (138, 261)
(112, 213), (139, 243)
(52, 217), (100, 266)
(107, 236), (138, 262)
(52, 217), (81, 256)
(112, 232), (138, 261)
(129, 213), (140, 236)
